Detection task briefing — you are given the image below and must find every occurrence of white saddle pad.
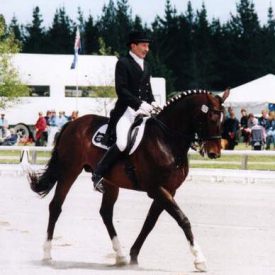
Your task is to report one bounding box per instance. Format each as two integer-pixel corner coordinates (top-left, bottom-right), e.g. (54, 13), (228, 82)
(92, 117), (149, 155)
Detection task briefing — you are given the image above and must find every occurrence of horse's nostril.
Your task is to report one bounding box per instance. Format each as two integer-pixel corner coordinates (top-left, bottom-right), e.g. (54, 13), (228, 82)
(208, 152), (218, 159)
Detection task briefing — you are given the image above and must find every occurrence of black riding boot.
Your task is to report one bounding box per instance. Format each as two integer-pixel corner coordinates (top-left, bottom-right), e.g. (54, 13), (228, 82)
(92, 144), (121, 193)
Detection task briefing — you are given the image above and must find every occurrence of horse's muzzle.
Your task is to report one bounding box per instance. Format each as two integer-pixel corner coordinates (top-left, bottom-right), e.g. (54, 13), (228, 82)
(207, 152), (220, 159)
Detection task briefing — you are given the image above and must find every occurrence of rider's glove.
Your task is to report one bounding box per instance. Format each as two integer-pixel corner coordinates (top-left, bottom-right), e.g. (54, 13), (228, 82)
(138, 101), (153, 116)
(151, 101), (161, 109)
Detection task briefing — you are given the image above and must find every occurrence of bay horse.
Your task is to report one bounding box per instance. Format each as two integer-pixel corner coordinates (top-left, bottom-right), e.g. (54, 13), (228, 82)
(29, 89), (229, 272)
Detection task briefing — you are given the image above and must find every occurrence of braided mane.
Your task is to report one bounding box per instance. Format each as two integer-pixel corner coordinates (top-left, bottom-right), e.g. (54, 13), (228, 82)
(158, 89), (211, 114)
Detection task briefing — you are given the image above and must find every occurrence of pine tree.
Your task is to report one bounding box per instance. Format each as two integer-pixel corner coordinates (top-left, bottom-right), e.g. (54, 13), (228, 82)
(23, 6), (46, 53)
(97, 0), (118, 54)
(8, 15), (23, 45)
(261, 5), (275, 75)
(228, 0), (262, 85)
(115, 0), (133, 55)
(46, 7), (74, 54)
(83, 15), (99, 54)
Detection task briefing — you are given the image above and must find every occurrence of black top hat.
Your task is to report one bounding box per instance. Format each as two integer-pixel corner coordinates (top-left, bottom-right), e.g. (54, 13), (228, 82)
(127, 31), (151, 46)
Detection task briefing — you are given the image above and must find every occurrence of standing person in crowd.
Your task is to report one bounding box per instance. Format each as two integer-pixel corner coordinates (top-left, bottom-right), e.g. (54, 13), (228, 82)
(54, 111), (68, 142)
(68, 110), (79, 121)
(56, 111), (68, 131)
(239, 108), (250, 146)
(92, 31), (161, 192)
(0, 113), (9, 138)
(222, 111), (240, 150)
(265, 111), (275, 149)
(44, 110), (52, 144)
(35, 112), (47, 146)
(47, 110), (58, 147)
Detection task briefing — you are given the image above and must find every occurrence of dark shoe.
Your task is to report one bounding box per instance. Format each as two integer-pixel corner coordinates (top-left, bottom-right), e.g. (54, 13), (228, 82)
(92, 173), (105, 193)
(92, 144), (121, 193)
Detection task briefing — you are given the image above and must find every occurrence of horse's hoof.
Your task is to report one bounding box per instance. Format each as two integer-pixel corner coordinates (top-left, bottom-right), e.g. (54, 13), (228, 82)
(194, 261), (207, 272)
(116, 255), (128, 266)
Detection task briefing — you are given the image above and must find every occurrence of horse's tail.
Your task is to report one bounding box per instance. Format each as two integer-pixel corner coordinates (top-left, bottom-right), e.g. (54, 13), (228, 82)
(29, 123), (70, 198)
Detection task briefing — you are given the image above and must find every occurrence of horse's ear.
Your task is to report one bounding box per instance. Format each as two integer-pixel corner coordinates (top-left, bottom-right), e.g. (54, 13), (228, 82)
(222, 87), (230, 102)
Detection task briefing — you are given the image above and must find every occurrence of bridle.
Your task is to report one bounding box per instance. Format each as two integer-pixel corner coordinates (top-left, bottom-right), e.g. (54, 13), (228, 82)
(151, 103), (224, 149)
(195, 104), (224, 142)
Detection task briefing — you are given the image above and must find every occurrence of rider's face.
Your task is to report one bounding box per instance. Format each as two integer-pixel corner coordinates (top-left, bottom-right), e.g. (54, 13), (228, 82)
(131, 42), (150, 59)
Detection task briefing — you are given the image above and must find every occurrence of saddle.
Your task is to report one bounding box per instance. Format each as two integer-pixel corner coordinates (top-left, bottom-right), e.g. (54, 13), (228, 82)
(92, 115), (150, 155)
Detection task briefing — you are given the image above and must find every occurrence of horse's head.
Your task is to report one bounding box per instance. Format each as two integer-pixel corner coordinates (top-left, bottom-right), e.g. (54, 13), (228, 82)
(156, 89), (229, 160)
(192, 89), (229, 158)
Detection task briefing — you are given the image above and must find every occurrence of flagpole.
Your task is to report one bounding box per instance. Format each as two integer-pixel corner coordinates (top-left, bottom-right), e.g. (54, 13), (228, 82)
(70, 26), (81, 112)
(75, 63), (79, 111)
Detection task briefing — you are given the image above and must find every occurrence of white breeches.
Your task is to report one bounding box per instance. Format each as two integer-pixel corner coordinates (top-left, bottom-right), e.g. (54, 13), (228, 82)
(116, 107), (139, 152)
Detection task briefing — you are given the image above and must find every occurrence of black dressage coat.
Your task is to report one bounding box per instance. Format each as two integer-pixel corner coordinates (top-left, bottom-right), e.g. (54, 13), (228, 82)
(110, 54), (155, 121)
(115, 54), (154, 111)
(103, 54), (155, 145)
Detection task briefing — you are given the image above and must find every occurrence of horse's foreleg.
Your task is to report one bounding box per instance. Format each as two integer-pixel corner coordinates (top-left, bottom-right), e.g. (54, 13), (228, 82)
(130, 200), (163, 265)
(43, 178), (75, 260)
(154, 187), (207, 272)
(99, 183), (127, 265)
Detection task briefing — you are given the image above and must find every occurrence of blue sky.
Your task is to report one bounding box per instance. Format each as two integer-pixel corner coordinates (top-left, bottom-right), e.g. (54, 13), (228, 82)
(0, 0), (273, 26)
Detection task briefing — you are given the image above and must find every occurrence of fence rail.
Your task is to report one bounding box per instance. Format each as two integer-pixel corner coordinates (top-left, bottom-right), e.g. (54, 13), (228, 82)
(1, 146), (275, 169)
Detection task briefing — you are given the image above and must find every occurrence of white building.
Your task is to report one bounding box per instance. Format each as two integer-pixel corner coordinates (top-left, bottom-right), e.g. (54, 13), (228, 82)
(5, 53), (166, 126)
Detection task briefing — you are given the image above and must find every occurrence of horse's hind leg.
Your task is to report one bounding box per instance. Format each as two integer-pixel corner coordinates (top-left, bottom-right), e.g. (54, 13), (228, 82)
(154, 187), (207, 272)
(130, 200), (163, 264)
(99, 182), (127, 265)
(43, 175), (77, 260)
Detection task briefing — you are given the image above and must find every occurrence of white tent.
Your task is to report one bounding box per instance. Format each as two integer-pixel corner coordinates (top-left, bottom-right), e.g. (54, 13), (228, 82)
(225, 74), (275, 118)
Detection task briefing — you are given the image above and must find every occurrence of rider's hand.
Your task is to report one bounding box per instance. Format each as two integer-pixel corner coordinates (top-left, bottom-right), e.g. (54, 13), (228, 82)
(151, 101), (161, 110)
(139, 101), (153, 116)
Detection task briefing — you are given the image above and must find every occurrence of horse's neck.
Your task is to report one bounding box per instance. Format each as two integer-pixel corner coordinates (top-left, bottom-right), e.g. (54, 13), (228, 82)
(156, 107), (193, 149)
(158, 102), (192, 135)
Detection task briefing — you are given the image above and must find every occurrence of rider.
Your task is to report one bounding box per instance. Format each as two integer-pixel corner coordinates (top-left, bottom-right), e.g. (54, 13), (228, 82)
(92, 31), (160, 192)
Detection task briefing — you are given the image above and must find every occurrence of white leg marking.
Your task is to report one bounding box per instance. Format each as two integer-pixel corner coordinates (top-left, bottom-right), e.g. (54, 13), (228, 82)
(112, 236), (128, 265)
(43, 240), (52, 260)
(190, 242), (207, 272)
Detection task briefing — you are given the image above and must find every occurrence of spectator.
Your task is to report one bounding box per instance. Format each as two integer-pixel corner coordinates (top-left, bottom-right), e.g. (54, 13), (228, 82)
(226, 106), (233, 118)
(68, 110), (79, 121)
(265, 111), (275, 150)
(250, 118), (266, 150)
(222, 111), (240, 150)
(247, 113), (258, 129)
(0, 128), (18, 146)
(239, 108), (250, 146)
(0, 113), (9, 138)
(258, 109), (269, 132)
(35, 112), (47, 146)
(43, 110), (52, 144)
(47, 110), (58, 147)
(56, 111), (68, 130)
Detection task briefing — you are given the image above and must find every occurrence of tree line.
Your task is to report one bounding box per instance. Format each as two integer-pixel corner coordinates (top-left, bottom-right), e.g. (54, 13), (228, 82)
(3, 0), (275, 96)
